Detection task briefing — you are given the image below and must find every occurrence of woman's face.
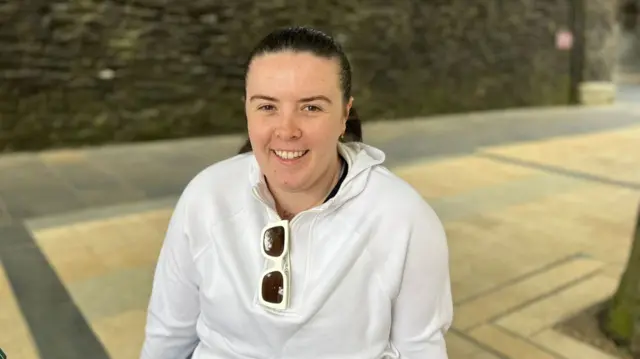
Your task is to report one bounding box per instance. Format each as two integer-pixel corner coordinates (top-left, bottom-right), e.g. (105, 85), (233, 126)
(245, 51), (352, 193)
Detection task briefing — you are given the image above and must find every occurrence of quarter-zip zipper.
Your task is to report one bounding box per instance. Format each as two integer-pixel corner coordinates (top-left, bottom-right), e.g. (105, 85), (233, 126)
(251, 186), (322, 226)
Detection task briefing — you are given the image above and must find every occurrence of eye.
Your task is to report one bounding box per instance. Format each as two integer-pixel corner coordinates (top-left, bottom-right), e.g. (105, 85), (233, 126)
(258, 104), (276, 112)
(302, 104), (322, 112)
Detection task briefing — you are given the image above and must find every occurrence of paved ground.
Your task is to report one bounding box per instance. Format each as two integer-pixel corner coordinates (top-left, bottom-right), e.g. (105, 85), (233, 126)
(1, 96), (640, 359)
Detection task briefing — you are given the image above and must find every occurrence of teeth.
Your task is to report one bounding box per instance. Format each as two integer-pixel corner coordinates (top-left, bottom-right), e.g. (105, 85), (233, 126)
(274, 150), (306, 160)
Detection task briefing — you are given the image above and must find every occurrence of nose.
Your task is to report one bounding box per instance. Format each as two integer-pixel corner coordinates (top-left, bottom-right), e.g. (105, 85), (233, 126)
(275, 112), (301, 140)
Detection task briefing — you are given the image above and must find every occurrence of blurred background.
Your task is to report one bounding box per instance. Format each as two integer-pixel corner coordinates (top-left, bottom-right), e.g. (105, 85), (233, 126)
(0, 1), (639, 359)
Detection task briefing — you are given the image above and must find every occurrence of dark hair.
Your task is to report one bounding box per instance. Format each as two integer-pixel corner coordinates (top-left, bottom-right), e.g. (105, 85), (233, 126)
(238, 26), (363, 154)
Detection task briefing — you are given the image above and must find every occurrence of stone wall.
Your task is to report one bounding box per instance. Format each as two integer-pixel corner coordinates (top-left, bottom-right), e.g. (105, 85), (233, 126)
(0, 0), (585, 152)
(584, 0), (620, 82)
(617, 0), (640, 74)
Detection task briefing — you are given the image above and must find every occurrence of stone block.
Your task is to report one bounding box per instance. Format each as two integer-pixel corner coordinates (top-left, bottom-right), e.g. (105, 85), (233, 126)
(579, 81), (617, 105)
(495, 274), (618, 336)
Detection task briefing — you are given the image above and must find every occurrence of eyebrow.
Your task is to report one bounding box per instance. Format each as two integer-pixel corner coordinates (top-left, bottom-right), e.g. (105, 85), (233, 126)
(299, 95), (332, 104)
(249, 95), (278, 102)
(249, 95), (332, 104)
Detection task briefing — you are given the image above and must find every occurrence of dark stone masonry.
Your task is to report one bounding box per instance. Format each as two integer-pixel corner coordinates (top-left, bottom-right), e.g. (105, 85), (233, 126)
(584, 0), (619, 82)
(618, 0), (640, 74)
(0, 0), (617, 152)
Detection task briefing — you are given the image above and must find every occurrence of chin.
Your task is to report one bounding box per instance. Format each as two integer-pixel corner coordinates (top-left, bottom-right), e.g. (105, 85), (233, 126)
(274, 174), (309, 192)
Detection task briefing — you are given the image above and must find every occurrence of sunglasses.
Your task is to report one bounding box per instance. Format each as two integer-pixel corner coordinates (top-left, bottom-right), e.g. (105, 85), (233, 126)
(259, 220), (291, 311)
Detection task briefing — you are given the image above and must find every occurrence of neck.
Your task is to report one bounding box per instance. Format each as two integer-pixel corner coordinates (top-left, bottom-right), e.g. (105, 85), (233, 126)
(269, 155), (342, 220)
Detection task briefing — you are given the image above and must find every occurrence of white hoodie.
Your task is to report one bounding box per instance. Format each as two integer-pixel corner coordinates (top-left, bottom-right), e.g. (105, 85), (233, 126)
(141, 142), (453, 359)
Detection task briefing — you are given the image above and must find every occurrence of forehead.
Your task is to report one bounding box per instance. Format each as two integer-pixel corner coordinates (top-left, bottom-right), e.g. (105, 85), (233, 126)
(246, 51), (341, 96)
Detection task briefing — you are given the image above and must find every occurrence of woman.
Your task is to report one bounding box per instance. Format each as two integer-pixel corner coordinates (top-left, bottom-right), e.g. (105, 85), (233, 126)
(141, 26), (452, 359)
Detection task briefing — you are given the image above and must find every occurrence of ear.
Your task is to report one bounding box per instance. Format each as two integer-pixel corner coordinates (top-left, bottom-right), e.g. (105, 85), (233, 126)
(343, 97), (354, 126)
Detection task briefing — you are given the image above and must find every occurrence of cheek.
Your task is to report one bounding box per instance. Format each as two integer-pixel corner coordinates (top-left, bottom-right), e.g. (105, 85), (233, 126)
(311, 115), (344, 140)
(247, 116), (271, 143)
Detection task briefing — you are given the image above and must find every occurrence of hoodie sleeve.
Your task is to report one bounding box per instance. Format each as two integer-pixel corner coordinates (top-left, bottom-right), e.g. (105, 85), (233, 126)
(390, 200), (453, 358)
(140, 187), (201, 359)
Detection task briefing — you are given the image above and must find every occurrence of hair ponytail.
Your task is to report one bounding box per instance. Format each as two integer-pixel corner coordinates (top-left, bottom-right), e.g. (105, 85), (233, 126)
(237, 136), (253, 154)
(341, 106), (363, 142)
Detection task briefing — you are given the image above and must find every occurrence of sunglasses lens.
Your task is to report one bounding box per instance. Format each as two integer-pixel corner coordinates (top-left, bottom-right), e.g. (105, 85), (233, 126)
(261, 271), (284, 304)
(263, 226), (285, 257)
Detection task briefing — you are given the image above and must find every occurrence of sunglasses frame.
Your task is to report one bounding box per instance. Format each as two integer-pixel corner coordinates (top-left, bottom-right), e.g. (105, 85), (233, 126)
(258, 220), (291, 311)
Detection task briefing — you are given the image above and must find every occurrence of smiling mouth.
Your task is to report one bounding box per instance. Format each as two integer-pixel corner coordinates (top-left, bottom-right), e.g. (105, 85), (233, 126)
(272, 150), (309, 160)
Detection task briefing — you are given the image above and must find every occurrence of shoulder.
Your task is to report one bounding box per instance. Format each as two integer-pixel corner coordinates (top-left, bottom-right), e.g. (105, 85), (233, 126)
(168, 153), (256, 251)
(364, 165), (441, 225)
(360, 164), (446, 249)
(181, 152), (254, 199)
(352, 165), (448, 297)
(347, 163), (446, 252)
(175, 152), (255, 227)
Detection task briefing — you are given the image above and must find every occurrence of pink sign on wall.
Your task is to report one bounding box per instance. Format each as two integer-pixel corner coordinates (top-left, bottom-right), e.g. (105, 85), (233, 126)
(556, 30), (574, 50)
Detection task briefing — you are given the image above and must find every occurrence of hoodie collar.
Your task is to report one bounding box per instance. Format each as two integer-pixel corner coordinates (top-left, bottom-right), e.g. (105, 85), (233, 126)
(249, 142), (386, 208)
